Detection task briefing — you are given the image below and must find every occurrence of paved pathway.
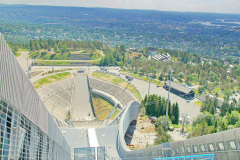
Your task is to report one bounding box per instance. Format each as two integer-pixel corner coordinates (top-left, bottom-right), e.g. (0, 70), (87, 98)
(16, 51), (33, 73)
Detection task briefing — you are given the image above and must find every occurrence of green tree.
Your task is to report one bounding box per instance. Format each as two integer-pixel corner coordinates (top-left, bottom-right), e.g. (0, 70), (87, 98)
(44, 41), (48, 50)
(188, 121), (212, 138)
(50, 54), (56, 60)
(220, 102), (229, 117)
(226, 111), (240, 125)
(155, 116), (172, 131)
(62, 44), (67, 53)
(158, 74), (164, 81)
(119, 61), (124, 68)
(36, 42), (41, 51)
(178, 72), (185, 79)
(173, 103), (179, 124)
(154, 126), (172, 145)
(54, 44), (58, 52)
(119, 45), (126, 54)
(30, 40), (36, 51)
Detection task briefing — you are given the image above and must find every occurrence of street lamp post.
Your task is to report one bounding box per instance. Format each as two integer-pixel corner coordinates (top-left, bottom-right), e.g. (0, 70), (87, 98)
(130, 58), (133, 77)
(27, 58), (31, 79)
(148, 74), (151, 97)
(165, 66), (172, 131)
(181, 113), (188, 134)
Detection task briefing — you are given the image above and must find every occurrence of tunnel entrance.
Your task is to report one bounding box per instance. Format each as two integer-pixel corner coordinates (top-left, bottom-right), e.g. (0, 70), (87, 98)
(124, 120), (137, 147)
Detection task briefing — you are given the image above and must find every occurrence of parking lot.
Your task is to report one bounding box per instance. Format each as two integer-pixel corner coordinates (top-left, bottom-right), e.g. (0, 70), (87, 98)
(118, 74), (201, 121)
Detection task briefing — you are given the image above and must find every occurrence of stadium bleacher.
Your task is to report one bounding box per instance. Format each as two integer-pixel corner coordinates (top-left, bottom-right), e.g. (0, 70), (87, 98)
(89, 77), (135, 106)
(37, 78), (74, 126)
(37, 76), (136, 128)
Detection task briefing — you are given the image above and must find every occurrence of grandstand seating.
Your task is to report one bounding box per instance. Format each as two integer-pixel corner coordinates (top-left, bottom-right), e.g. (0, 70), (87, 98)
(37, 77), (135, 127)
(89, 78), (135, 106)
(52, 104), (70, 122)
(37, 78), (74, 126)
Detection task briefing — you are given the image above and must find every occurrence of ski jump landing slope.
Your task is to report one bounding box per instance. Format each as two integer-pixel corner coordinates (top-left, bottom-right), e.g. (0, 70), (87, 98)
(71, 74), (94, 121)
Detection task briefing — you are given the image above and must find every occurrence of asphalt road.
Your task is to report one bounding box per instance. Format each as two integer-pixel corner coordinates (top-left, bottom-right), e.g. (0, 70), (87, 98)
(16, 51), (33, 74)
(119, 74), (200, 121)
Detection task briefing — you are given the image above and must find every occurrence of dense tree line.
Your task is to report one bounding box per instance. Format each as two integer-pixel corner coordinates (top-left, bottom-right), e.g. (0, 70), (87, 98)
(99, 44), (127, 66)
(130, 47), (239, 99)
(29, 39), (103, 52)
(142, 94), (179, 125)
(188, 111), (240, 138)
(201, 95), (240, 116)
(8, 41), (28, 55)
(8, 38), (103, 54)
(188, 95), (240, 138)
(201, 96), (220, 114)
(8, 37), (240, 99)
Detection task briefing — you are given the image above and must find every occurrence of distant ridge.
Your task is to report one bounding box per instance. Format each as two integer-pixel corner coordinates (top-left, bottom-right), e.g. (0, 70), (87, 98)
(0, 3), (239, 15)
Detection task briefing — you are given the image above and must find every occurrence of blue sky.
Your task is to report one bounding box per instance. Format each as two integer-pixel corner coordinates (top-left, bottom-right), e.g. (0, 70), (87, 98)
(0, 0), (240, 14)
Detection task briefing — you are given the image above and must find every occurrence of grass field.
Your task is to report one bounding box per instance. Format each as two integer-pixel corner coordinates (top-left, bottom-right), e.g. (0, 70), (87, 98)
(194, 100), (203, 107)
(118, 81), (142, 101)
(33, 72), (71, 89)
(92, 72), (107, 78)
(34, 59), (101, 66)
(110, 77), (125, 84)
(100, 74), (115, 81)
(41, 68), (73, 76)
(151, 79), (164, 86)
(110, 108), (120, 120)
(56, 72), (72, 78)
(92, 94), (120, 120)
(126, 83), (142, 101)
(14, 52), (21, 57)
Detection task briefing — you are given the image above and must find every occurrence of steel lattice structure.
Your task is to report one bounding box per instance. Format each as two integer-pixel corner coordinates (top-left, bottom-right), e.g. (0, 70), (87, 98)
(0, 33), (71, 159)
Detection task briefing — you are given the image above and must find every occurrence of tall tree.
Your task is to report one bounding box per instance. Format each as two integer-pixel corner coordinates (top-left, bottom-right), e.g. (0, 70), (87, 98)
(54, 44), (58, 52)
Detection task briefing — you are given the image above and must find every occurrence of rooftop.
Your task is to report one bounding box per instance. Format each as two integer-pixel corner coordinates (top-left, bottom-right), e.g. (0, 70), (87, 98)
(165, 80), (192, 94)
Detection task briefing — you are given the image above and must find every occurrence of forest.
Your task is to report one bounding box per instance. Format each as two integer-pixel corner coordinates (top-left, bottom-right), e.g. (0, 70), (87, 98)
(9, 37), (240, 100)
(188, 96), (240, 138)
(142, 94), (179, 125)
(1, 4), (240, 57)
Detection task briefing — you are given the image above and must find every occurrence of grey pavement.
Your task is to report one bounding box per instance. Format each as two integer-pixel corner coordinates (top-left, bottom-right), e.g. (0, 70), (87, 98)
(96, 125), (120, 158)
(16, 51), (33, 74)
(119, 74), (200, 121)
(60, 128), (89, 157)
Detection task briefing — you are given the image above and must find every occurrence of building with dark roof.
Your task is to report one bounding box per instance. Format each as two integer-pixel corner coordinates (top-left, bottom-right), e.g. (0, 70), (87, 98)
(196, 93), (223, 108)
(163, 81), (195, 99)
